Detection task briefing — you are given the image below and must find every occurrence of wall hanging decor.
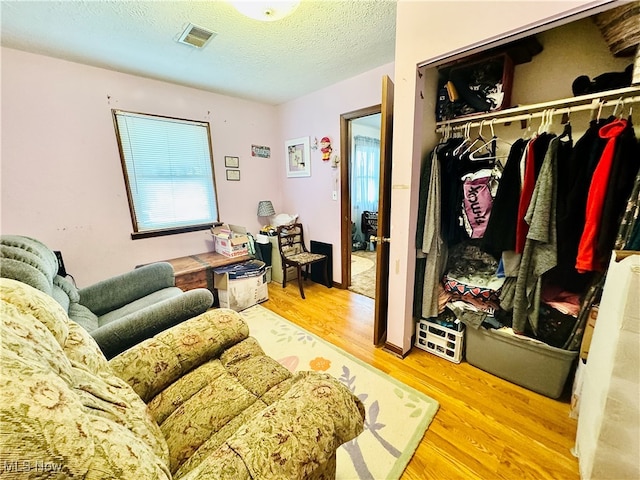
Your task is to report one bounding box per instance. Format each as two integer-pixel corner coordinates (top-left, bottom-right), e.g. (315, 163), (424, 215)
(224, 156), (239, 168)
(226, 169), (240, 181)
(285, 136), (311, 177)
(251, 144), (271, 158)
(320, 136), (332, 161)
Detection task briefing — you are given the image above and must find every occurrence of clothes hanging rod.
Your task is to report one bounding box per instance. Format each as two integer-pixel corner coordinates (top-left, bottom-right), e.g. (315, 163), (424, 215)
(435, 85), (640, 132)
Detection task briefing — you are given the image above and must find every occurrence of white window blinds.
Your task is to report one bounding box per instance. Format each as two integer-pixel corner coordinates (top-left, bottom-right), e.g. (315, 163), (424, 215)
(113, 110), (218, 234)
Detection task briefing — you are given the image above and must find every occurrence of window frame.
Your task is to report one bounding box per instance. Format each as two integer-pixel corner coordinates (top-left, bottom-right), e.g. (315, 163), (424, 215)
(111, 109), (220, 239)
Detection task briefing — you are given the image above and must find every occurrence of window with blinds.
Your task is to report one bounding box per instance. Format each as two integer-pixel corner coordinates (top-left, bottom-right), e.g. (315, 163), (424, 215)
(112, 110), (219, 238)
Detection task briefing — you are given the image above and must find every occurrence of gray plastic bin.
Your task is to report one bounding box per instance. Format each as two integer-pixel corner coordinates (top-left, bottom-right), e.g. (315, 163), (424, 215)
(465, 326), (579, 399)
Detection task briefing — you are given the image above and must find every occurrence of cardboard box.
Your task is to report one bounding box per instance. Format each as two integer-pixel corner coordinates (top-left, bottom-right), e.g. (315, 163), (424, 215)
(211, 224), (249, 258)
(579, 305), (599, 360)
(213, 260), (268, 311)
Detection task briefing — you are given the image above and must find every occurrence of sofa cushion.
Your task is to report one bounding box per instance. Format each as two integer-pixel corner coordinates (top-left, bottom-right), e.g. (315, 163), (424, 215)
(51, 275), (80, 313)
(0, 250), (54, 295)
(54, 274), (80, 301)
(97, 286), (184, 327)
(0, 278), (171, 478)
(0, 235), (59, 294)
(69, 301), (100, 332)
(51, 283), (71, 312)
(173, 371), (365, 480)
(150, 337), (292, 475)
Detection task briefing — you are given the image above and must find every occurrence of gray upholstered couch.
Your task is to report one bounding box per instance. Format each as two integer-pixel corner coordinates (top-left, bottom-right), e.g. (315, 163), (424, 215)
(0, 235), (214, 358)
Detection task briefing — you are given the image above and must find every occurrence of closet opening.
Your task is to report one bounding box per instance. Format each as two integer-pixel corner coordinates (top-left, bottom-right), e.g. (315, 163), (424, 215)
(413, 0), (639, 399)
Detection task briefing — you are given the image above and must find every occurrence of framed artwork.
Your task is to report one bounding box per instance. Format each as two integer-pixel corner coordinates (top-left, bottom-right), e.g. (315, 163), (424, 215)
(251, 145), (271, 158)
(224, 156), (240, 168)
(226, 169), (240, 181)
(285, 136), (311, 177)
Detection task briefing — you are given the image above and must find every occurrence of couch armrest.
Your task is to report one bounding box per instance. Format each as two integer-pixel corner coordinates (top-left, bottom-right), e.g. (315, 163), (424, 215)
(108, 308), (249, 402)
(92, 288), (214, 359)
(176, 372), (366, 480)
(78, 262), (175, 315)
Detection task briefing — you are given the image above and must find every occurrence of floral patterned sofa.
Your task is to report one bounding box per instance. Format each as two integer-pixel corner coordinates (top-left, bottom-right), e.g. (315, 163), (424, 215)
(0, 278), (365, 479)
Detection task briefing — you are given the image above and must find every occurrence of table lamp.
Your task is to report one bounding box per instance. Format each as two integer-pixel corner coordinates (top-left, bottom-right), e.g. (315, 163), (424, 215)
(257, 200), (276, 229)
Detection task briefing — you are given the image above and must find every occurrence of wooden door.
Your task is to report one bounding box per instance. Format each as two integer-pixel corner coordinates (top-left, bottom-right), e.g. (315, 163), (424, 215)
(373, 75), (394, 346)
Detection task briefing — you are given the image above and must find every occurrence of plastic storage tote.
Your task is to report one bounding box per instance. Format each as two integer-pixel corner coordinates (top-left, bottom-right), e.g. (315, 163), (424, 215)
(465, 326), (579, 398)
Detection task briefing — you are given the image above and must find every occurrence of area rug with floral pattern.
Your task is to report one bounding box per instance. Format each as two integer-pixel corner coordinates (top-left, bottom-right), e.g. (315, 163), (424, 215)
(241, 304), (440, 480)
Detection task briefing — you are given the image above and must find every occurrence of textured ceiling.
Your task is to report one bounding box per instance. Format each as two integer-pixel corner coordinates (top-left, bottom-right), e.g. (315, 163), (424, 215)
(0, 0), (397, 105)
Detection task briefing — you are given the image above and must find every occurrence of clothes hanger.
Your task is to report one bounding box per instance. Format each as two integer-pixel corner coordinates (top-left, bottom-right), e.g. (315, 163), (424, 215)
(439, 123), (450, 142)
(522, 113), (534, 140)
(452, 122), (473, 156)
(537, 109), (553, 135)
(612, 97), (624, 119)
(595, 99), (604, 122)
(469, 118), (504, 162)
(460, 120), (487, 156)
(559, 107), (572, 142)
(545, 108), (557, 134)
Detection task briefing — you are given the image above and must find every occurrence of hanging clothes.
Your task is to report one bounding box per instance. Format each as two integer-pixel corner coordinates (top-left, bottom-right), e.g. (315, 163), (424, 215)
(615, 169), (640, 250)
(595, 118), (640, 257)
(512, 136), (559, 335)
(553, 118), (612, 291)
(515, 133), (554, 253)
(576, 118), (636, 272)
(440, 142), (494, 246)
(425, 92), (639, 354)
(460, 168), (495, 238)
(482, 138), (528, 257)
(414, 148), (435, 317)
(417, 147), (448, 319)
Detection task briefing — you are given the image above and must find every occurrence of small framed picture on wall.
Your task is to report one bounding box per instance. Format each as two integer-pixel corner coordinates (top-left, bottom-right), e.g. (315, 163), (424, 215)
(224, 156), (240, 168)
(226, 169), (240, 181)
(285, 137), (311, 178)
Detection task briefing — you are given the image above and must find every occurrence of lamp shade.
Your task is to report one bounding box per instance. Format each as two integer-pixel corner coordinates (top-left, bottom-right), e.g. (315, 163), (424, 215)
(257, 200), (276, 217)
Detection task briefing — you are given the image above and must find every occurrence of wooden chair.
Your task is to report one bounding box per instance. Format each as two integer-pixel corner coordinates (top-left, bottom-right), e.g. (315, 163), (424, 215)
(276, 223), (329, 299)
(361, 211), (378, 249)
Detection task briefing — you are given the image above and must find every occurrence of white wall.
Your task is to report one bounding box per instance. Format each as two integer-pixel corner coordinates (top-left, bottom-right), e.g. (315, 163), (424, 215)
(0, 47), (281, 285)
(277, 63), (394, 282)
(389, 0), (614, 352)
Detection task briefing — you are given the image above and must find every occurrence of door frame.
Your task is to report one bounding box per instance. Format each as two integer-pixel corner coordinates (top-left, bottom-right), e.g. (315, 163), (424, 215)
(339, 105), (381, 291)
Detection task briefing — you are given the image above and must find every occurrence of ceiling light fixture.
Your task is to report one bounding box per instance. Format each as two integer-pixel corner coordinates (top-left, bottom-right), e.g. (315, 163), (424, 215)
(230, 1), (300, 22)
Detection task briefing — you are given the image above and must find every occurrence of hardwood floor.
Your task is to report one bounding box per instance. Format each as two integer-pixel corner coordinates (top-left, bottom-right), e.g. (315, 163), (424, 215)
(263, 281), (580, 480)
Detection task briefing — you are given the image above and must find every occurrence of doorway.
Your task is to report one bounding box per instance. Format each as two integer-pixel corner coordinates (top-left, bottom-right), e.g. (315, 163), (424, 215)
(348, 112), (382, 299)
(339, 106), (381, 298)
(340, 74), (394, 347)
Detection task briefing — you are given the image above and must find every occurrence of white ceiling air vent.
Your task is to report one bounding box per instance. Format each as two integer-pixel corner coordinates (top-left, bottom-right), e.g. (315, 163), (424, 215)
(178, 23), (217, 48)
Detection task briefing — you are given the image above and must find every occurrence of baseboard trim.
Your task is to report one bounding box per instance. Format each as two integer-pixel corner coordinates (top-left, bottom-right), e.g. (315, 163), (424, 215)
(382, 341), (406, 358)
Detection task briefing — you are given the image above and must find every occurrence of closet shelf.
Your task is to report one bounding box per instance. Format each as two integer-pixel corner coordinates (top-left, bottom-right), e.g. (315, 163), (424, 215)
(436, 85), (640, 132)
